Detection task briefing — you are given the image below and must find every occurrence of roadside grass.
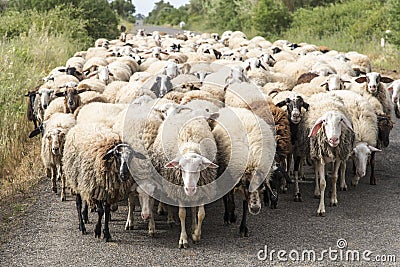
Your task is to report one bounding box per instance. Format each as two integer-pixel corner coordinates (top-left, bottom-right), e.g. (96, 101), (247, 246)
(0, 29), (83, 201)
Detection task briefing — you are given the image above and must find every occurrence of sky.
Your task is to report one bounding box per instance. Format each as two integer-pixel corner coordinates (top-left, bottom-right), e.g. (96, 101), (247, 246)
(133, 0), (191, 16)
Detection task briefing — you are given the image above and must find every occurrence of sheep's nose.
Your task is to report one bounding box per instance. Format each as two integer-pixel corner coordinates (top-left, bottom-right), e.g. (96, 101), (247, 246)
(357, 170), (365, 178)
(329, 137), (339, 146)
(141, 213), (150, 221)
(184, 187), (197, 196)
(249, 204), (261, 215)
(43, 104), (48, 109)
(52, 147), (60, 155)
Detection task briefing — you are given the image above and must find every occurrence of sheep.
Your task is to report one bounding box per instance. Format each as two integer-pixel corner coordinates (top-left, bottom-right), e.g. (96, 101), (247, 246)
(82, 57), (109, 74)
(75, 102), (126, 128)
(304, 93), (355, 216)
(143, 74), (173, 98)
(102, 81), (129, 103)
(63, 124), (146, 240)
(77, 78), (106, 93)
(274, 92), (310, 199)
(25, 84), (41, 129)
(180, 90), (223, 108)
(225, 82), (267, 109)
(387, 79), (400, 118)
(43, 97), (65, 121)
(354, 72), (394, 115)
(115, 82), (156, 104)
(327, 90), (380, 189)
(212, 106), (276, 236)
(345, 51), (372, 74)
(150, 110), (219, 248)
(33, 113), (75, 201)
(33, 86), (57, 124)
(320, 74), (351, 91)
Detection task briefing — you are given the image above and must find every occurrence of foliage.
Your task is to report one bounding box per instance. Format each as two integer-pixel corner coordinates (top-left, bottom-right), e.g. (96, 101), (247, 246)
(145, 0), (188, 26)
(8, 0), (120, 41)
(253, 0), (292, 39)
(110, 0), (136, 23)
(386, 0), (400, 47)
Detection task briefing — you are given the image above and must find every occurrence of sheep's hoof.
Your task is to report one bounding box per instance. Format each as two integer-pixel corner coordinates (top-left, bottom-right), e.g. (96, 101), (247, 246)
(239, 226), (249, 237)
(95, 225), (101, 238)
(125, 225), (134, 230)
(103, 230), (111, 242)
(179, 241), (188, 249)
(148, 231), (156, 238)
(157, 209), (166, 216)
(60, 195), (66, 202)
(79, 224), (87, 235)
(281, 187), (288, 194)
(313, 195), (320, 199)
(339, 186), (348, 191)
(52, 187), (57, 193)
(329, 201), (338, 207)
(317, 211), (326, 217)
(270, 203), (278, 209)
(192, 233), (201, 242)
(294, 193), (302, 202)
(168, 221), (175, 228)
(370, 180), (377, 185)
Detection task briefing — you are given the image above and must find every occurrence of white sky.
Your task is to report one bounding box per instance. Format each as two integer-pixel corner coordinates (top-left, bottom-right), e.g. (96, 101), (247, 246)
(133, 0), (191, 16)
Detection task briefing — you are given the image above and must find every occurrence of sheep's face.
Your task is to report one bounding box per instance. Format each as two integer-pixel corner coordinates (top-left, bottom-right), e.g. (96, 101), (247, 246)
(98, 66), (112, 85)
(366, 72), (381, 94)
(153, 75), (172, 98)
(65, 88), (78, 110)
(165, 152), (218, 197)
(309, 111), (353, 147)
(388, 80), (400, 103)
(39, 89), (54, 110)
(103, 144), (146, 182)
(137, 183), (156, 220)
(47, 128), (64, 156)
(163, 61), (179, 79)
(321, 75), (347, 91)
(280, 96), (309, 124)
(241, 171), (266, 215)
(352, 143), (381, 178)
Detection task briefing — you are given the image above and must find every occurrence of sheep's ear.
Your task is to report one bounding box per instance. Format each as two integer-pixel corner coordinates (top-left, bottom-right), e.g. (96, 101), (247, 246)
(381, 77), (394, 83)
(201, 156), (218, 169)
(54, 91), (65, 97)
(76, 89), (86, 94)
(341, 115), (354, 132)
(341, 79), (351, 84)
(161, 51), (169, 55)
(132, 150), (146, 160)
(29, 127), (42, 138)
(103, 148), (115, 161)
(58, 68), (67, 73)
(368, 145), (382, 152)
(275, 99), (288, 108)
(208, 112), (219, 121)
(320, 82), (328, 88)
(165, 156), (181, 168)
(308, 117), (324, 138)
(303, 102), (310, 111)
(355, 77), (367, 83)
(259, 63), (267, 71)
(245, 65), (251, 72)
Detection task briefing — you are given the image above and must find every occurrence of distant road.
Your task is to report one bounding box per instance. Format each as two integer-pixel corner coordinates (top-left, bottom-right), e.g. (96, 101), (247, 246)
(132, 23), (187, 36)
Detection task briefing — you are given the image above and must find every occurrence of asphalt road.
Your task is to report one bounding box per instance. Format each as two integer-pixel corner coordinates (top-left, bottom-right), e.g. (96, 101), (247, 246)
(0, 26), (399, 267)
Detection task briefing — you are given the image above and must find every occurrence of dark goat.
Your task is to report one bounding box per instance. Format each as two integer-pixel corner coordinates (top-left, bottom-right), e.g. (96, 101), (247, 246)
(204, 48), (222, 59)
(25, 84), (41, 129)
(276, 95), (309, 201)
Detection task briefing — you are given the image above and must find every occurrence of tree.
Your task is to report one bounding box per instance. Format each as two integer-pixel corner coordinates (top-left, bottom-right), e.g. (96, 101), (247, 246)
(386, 0), (400, 47)
(110, 0), (135, 22)
(253, 0), (292, 38)
(8, 0), (119, 41)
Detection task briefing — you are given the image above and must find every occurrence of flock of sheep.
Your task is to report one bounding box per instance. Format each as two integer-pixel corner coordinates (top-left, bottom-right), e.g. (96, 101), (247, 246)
(25, 27), (400, 248)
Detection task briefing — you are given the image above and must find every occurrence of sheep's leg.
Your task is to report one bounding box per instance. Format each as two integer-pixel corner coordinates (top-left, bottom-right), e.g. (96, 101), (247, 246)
(191, 207), (197, 235)
(340, 160), (349, 190)
(316, 161), (326, 216)
(59, 165), (66, 201)
(286, 154), (293, 177)
(330, 160), (340, 207)
(95, 201), (104, 239)
(83, 201), (89, 224)
(48, 166), (57, 193)
(239, 200), (249, 237)
(369, 151), (377, 185)
(76, 194), (86, 235)
(125, 192), (135, 230)
(192, 205), (205, 243)
(167, 204), (176, 227)
(157, 201), (166, 215)
(147, 197), (155, 237)
(395, 102), (400, 119)
(178, 207), (188, 249)
(293, 155), (302, 202)
(223, 190), (236, 224)
(351, 159), (361, 187)
(103, 203), (112, 242)
(313, 161), (321, 198)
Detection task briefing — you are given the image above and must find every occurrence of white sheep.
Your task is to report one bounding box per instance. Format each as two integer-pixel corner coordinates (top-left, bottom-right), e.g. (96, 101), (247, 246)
(327, 90), (380, 190)
(38, 113), (75, 201)
(304, 93), (355, 216)
(212, 106), (276, 236)
(150, 110), (219, 248)
(387, 79), (400, 118)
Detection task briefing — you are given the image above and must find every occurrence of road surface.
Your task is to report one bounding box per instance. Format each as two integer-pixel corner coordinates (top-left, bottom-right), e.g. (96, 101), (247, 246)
(0, 26), (399, 267)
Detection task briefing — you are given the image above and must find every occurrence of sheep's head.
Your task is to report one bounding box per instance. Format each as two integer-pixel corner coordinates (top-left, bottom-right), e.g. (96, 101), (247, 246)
(387, 80), (400, 104)
(355, 72), (394, 94)
(151, 75), (173, 98)
(276, 95), (309, 124)
(55, 83), (83, 112)
(352, 142), (381, 178)
(240, 170), (267, 215)
(45, 128), (65, 156)
(165, 152), (218, 196)
(37, 88), (54, 110)
(308, 111), (353, 147)
(103, 143), (146, 182)
(320, 75), (350, 91)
